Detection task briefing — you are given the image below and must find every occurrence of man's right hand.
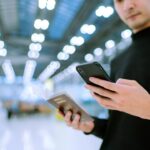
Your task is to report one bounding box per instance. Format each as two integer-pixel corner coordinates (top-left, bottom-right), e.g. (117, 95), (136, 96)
(58, 110), (95, 133)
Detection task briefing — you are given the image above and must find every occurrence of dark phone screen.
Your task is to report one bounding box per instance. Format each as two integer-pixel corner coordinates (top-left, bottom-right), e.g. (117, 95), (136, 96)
(76, 62), (111, 86)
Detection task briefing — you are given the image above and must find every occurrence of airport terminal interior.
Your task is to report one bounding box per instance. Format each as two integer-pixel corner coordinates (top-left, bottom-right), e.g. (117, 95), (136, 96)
(0, 0), (133, 149)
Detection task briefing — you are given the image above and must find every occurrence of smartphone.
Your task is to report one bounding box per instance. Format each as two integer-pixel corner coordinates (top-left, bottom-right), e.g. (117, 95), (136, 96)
(76, 62), (111, 86)
(47, 93), (94, 122)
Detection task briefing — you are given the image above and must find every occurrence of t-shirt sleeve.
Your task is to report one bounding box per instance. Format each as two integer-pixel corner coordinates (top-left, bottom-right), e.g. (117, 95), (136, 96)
(84, 117), (108, 139)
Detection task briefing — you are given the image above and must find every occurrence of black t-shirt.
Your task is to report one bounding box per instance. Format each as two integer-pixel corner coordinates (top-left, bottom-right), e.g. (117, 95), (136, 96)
(90, 27), (150, 150)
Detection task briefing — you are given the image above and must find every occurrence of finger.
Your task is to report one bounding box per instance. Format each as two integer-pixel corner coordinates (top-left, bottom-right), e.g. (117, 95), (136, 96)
(85, 84), (117, 100)
(72, 114), (81, 129)
(92, 93), (118, 109)
(116, 78), (138, 86)
(89, 77), (118, 92)
(58, 110), (65, 117)
(64, 111), (72, 125)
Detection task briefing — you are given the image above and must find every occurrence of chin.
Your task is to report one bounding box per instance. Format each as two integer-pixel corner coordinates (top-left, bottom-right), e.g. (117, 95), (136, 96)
(127, 18), (150, 32)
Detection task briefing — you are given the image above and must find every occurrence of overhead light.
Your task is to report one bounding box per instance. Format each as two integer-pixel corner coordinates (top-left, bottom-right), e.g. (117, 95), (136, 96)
(57, 52), (69, 60)
(105, 40), (115, 49)
(70, 36), (85, 46)
(80, 24), (96, 35)
(2, 60), (16, 83)
(47, 0), (56, 10)
(34, 19), (41, 29)
(62, 45), (76, 54)
(87, 25), (96, 34)
(39, 0), (56, 11)
(0, 48), (7, 57)
(31, 33), (45, 43)
(95, 6), (114, 18)
(38, 0), (47, 9)
(29, 43), (42, 52)
(84, 53), (94, 62)
(52, 63), (79, 82)
(38, 33), (45, 42)
(28, 51), (40, 59)
(0, 40), (5, 49)
(121, 29), (132, 39)
(38, 61), (61, 82)
(34, 19), (50, 30)
(31, 33), (38, 42)
(23, 60), (37, 84)
(103, 7), (114, 18)
(93, 48), (103, 56)
(41, 20), (49, 30)
(95, 6), (105, 17)
(49, 61), (61, 69)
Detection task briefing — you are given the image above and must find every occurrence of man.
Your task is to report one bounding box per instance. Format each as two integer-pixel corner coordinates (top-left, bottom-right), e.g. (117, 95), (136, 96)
(61, 0), (150, 149)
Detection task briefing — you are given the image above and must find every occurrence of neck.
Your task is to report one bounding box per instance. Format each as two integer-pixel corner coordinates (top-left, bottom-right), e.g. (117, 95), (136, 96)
(132, 24), (150, 33)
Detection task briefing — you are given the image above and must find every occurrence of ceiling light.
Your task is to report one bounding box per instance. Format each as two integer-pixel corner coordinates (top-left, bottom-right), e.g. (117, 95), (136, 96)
(34, 19), (49, 30)
(34, 19), (41, 29)
(57, 52), (69, 60)
(121, 29), (132, 39)
(103, 7), (114, 18)
(31, 33), (45, 43)
(36, 43), (42, 51)
(28, 51), (40, 59)
(80, 24), (89, 34)
(93, 48), (103, 56)
(0, 40), (5, 49)
(105, 40), (115, 49)
(23, 60), (37, 84)
(38, 33), (45, 42)
(84, 53), (94, 62)
(70, 36), (85, 46)
(0, 48), (7, 57)
(49, 61), (61, 69)
(2, 60), (16, 83)
(95, 6), (114, 18)
(95, 6), (105, 17)
(38, 0), (47, 9)
(62, 45), (76, 54)
(47, 0), (56, 10)
(41, 20), (49, 30)
(80, 24), (96, 35)
(88, 25), (96, 34)
(38, 62), (61, 82)
(29, 43), (42, 52)
(31, 33), (39, 42)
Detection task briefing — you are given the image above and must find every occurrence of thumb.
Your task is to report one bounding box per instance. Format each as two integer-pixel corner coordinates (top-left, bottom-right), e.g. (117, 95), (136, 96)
(116, 78), (138, 86)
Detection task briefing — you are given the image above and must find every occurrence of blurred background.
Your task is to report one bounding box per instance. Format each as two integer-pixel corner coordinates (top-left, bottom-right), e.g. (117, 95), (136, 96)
(0, 0), (132, 149)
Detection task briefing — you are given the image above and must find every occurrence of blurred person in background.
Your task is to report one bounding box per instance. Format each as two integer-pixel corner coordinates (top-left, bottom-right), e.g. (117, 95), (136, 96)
(60, 0), (150, 150)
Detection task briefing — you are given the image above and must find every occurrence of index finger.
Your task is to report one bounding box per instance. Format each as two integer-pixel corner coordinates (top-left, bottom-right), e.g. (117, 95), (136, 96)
(89, 77), (119, 92)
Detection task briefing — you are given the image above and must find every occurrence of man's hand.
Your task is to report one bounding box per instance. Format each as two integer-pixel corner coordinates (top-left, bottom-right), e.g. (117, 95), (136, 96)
(58, 110), (95, 133)
(85, 77), (150, 120)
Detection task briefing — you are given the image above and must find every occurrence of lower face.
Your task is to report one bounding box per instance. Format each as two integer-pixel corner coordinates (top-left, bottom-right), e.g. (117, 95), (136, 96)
(124, 13), (150, 32)
(115, 1), (150, 33)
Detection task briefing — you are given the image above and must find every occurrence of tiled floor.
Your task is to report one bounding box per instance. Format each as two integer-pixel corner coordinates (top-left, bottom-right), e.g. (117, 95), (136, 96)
(0, 114), (101, 150)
